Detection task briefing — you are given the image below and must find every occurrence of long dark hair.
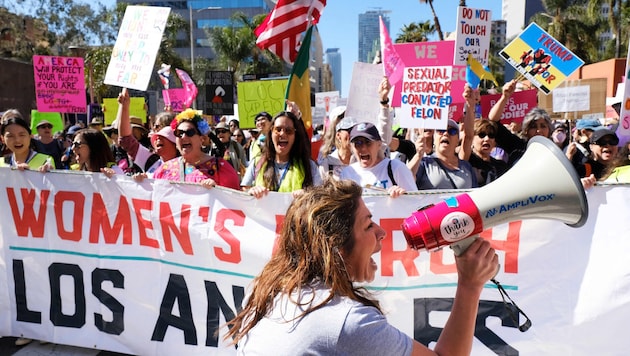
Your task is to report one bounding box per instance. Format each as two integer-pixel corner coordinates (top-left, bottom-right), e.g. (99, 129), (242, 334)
(0, 113), (35, 152)
(260, 111), (313, 190)
(75, 128), (116, 172)
(224, 179), (380, 345)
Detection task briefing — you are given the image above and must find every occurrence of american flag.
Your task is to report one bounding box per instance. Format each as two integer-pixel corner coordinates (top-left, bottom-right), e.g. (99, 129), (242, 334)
(254, 0), (326, 64)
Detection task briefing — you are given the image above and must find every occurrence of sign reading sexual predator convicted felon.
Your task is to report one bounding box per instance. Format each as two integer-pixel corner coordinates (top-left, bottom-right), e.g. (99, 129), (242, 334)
(33, 55), (87, 113)
(399, 66), (453, 130)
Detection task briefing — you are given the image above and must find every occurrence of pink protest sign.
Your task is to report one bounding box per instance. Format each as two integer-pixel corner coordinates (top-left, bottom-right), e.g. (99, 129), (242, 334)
(391, 41), (466, 107)
(479, 89), (538, 124)
(163, 89), (188, 113)
(33, 55), (87, 113)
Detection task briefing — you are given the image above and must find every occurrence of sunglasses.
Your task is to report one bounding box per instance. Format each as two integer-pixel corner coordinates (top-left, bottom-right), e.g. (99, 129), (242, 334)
(477, 132), (496, 139)
(38, 125), (53, 129)
(594, 138), (619, 146)
(273, 126), (295, 135)
(437, 127), (459, 136)
(175, 128), (198, 138)
(351, 138), (374, 147)
(72, 141), (85, 149)
(215, 129), (229, 134)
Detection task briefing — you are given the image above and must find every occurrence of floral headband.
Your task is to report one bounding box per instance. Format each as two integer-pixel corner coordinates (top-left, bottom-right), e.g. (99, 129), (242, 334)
(170, 108), (210, 136)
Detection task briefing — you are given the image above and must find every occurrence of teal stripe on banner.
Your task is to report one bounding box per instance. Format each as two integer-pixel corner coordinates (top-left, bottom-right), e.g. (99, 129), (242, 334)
(10, 246), (518, 292)
(9, 246), (256, 279)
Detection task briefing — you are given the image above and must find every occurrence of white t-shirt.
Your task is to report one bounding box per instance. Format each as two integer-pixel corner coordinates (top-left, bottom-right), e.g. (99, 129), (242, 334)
(237, 283), (413, 355)
(340, 158), (417, 192)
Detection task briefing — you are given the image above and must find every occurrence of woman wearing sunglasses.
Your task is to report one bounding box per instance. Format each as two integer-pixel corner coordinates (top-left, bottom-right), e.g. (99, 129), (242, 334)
(462, 119), (509, 187)
(241, 108), (321, 199)
(152, 109), (240, 190)
(70, 128), (122, 177)
(413, 85), (478, 190)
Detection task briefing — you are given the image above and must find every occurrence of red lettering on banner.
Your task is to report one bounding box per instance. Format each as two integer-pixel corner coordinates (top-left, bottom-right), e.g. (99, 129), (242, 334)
(198, 206), (210, 222)
(271, 214), (285, 255)
(430, 250), (457, 274)
(481, 221), (521, 273)
(214, 208), (245, 263)
(89, 194), (132, 245)
(6, 188), (50, 238)
(54, 191), (85, 241)
(132, 198), (159, 249)
(159, 202), (193, 255)
(379, 218), (420, 277)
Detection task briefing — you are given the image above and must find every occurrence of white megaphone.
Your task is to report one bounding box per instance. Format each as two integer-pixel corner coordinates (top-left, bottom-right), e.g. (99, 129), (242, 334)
(402, 136), (588, 255)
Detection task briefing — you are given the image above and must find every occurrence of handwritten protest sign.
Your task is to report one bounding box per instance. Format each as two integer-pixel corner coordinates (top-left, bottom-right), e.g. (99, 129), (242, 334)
(102, 97), (147, 125)
(104, 6), (170, 91)
(162, 88), (188, 113)
(399, 66), (453, 129)
(453, 7), (492, 67)
(480, 89), (538, 124)
(499, 22), (584, 95)
(236, 79), (287, 128)
(552, 85), (590, 113)
(33, 55), (86, 113)
(392, 41), (466, 106)
(346, 62), (383, 124)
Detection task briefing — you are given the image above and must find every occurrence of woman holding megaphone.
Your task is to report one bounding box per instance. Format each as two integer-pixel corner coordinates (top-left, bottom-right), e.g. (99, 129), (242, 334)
(224, 179), (498, 355)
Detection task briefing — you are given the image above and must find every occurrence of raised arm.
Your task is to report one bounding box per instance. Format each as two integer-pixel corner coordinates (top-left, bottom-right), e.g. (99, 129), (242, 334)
(458, 84), (477, 161)
(117, 88), (131, 137)
(488, 80), (517, 122)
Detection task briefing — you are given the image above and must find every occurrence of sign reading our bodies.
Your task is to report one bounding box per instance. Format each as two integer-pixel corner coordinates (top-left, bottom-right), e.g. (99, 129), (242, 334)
(1, 170), (630, 355)
(480, 89), (538, 124)
(104, 6), (170, 91)
(33, 55), (87, 113)
(453, 6), (492, 67)
(499, 22), (584, 94)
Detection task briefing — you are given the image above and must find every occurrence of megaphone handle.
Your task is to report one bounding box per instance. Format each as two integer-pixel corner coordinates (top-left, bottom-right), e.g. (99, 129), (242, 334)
(450, 235), (500, 278)
(450, 236), (478, 256)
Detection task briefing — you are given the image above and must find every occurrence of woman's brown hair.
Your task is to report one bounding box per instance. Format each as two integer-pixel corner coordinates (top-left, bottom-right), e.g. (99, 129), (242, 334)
(224, 179), (381, 344)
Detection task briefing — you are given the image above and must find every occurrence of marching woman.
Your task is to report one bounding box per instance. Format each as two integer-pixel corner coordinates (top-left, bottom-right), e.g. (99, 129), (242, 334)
(0, 113), (55, 171)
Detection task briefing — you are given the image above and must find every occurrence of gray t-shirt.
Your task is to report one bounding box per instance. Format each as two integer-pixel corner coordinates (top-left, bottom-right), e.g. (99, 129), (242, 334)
(237, 284), (413, 355)
(416, 155), (477, 190)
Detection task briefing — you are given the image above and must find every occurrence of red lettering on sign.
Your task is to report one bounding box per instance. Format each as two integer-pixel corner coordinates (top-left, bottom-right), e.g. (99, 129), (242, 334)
(159, 202), (193, 255)
(6, 188), (50, 238)
(89, 193), (132, 245)
(379, 218), (420, 277)
(132, 198), (159, 249)
(214, 208), (245, 263)
(54, 191), (85, 241)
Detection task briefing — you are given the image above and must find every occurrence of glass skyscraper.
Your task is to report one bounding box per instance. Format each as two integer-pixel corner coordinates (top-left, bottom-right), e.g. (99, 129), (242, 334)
(358, 9), (390, 64)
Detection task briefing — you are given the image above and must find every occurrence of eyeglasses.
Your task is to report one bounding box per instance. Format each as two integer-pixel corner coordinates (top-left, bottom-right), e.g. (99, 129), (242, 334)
(72, 141), (85, 149)
(477, 132), (496, 139)
(437, 127), (459, 136)
(352, 138), (374, 147)
(273, 126), (295, 135)
(175, 128), (198, 138)
(215, 129), (229, 134)
(38, 125), (52, 129)
(594, 138), (619, 146)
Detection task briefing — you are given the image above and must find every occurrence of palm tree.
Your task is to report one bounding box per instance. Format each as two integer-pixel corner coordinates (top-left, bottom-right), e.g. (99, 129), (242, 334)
(395, 21), (435, 43)
(530, 0), (602, 64)
(419, 0), (444, 40)
(587, 0), (629, 59)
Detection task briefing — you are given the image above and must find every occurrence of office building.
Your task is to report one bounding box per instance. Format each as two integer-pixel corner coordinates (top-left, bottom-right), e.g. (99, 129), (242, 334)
(325, 48), (341, 93)
(358, 9), (390, 64)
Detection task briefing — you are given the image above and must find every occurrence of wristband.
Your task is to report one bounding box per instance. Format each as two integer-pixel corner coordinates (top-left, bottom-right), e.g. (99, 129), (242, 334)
(380, 98), (389, 105)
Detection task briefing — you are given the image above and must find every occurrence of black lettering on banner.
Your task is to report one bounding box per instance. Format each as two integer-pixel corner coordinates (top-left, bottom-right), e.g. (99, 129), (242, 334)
(204, 282), (245, 347)
(151, 274), (197, 345)
(13, 259), (42, 323)
(414, 298), (520, 356)
(92, 269), (125, 335)
(49, 263), (86, 328)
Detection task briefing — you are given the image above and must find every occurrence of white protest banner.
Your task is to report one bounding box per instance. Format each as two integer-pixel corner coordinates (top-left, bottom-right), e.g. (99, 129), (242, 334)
(314, 90), (340, 118)
(346, 62), (384, 124)
(1, 169), (630, 355)
(552, 85), (590, 112)
(399, 66), (452, 129)
(104, 6), (171, 91)
(453, 6), (492, 67)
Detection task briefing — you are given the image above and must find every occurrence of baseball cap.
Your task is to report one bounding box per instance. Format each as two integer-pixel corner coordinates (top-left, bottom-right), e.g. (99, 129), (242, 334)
(151, 126), (177, 145)
(36, 120), (53, 129)
(350, 122), (381, 142)
(590, 128), (619, 145)
(335, 117), (357, 132)
(576, 118), (602, 130)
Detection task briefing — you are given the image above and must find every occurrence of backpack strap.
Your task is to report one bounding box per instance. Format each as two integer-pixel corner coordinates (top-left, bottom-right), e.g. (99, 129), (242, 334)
(387, 160), (397, 186)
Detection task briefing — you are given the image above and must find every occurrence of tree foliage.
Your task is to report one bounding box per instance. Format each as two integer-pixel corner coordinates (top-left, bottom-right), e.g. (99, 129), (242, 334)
(395, 21), (435, 43)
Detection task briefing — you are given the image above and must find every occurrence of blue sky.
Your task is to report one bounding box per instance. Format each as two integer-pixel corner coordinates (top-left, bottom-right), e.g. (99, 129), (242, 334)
(317, 0), (503, 97)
